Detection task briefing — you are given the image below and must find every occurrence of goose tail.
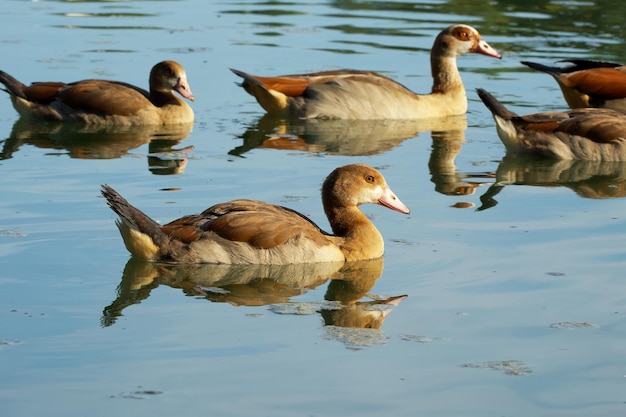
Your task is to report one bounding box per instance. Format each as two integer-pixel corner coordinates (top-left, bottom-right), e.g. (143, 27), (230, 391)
(0, 70), (27, 98)
(476, 88), (518, 121)
(101, 185), (169, 261)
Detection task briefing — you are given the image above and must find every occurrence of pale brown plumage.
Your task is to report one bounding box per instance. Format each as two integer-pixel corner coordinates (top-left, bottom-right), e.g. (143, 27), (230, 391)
(231, 24), (501, 119)
(477, 88), (626, 160)
(521, 59), (626, 114)
(0, 61), (195, 125)
(102, 164), (410, 264)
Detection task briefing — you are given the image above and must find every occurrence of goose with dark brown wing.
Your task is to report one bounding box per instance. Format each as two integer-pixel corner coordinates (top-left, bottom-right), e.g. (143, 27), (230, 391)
(521, 59), (626, 114)
(0, 61), (194, 125)
(477, 88), (626, 161)
(102, 164), (410, 264)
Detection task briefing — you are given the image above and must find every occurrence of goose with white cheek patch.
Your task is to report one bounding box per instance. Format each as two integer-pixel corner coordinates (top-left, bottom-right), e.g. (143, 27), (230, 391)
(231, 24), (501, 120)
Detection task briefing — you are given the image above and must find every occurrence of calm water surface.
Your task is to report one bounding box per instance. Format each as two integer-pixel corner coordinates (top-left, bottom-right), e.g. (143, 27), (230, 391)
(1, 1), (625, 416)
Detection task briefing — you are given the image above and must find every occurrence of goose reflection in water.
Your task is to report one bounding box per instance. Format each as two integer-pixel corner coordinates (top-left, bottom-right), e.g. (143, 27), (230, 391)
(232, 114), (491, 207)
(428, 127), (494, 208)
(0, 119), (193, 175)
(478, 157), (626, 211)
(102, 257), (406, 345)
(230, 113), (467, 156)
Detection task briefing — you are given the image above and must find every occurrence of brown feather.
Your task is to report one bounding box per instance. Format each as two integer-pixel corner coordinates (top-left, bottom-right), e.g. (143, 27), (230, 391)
(478, 88), (626, 160)
(522, 60), (626, 112)
(161, 224), (202, 244)
(23, 82), (66, 104)
(246, 75), (310, 97)
(514, 108), (626, 145)
(57, 81), (151, 116)
(563, 68), (626, 99)
(158, 200), (332, 249)
(513, 111), (567, 132)
(555, 109), (626, 144)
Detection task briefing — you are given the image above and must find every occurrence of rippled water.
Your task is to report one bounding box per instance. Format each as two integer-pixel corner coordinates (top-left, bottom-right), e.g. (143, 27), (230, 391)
(1, 1), (625, 416)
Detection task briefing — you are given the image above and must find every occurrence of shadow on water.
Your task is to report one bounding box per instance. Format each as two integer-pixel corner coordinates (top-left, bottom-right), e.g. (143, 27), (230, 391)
(102, 257), (406, 346)
(478, 157), (626, 211)
(0, 119), (194, 175)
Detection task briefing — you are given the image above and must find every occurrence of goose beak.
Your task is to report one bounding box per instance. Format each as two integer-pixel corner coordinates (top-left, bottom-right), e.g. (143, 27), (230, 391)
(378, 186), (410, 214)
(175, 77), (195, 101)
(474, 39), (501, 59)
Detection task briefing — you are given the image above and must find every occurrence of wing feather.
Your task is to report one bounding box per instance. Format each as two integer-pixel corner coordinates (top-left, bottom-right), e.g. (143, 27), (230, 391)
(159, 199), (333, 249)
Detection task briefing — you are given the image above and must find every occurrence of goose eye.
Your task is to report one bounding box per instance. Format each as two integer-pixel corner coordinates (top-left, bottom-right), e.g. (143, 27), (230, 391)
(365, 175), (375, 183)
(452, 27), (469, 40)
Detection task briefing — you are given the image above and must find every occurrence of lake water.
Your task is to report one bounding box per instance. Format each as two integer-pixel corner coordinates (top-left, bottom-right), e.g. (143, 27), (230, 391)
(1, 1), (625, 416)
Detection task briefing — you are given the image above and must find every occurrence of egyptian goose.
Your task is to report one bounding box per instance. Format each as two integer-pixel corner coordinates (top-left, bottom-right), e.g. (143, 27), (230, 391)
(0, 61), (195, 125)
(101, 164), (410, 264)
(477, 88), (626, 161)
(231, 24), (501, 119)
(521, 59), (626, 113)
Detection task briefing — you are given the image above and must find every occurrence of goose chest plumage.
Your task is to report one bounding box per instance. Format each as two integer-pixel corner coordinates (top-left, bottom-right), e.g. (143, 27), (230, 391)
(102, 164), (410, 264)
(231, 24), (501, 119)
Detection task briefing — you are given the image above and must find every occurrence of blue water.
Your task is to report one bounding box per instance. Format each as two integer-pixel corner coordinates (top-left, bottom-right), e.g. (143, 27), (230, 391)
(1, 1), (625, 416)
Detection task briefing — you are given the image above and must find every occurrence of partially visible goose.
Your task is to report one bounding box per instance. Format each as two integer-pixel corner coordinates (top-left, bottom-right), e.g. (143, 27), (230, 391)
(477, 88), (626, 161)
(0, 61), (195, 125)
(101, 164), (410, 264)
(231, 24), (501, 119)
(521, 59), (626, 113)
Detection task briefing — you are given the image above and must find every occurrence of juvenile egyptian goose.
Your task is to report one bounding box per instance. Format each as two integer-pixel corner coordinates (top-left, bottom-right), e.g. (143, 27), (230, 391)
(521, 59), (626, 113)
(0, 61), (195, 125)
(477, 88), (626, 161)
(102, 164), (410, 264)
(231, 24), (501, 119)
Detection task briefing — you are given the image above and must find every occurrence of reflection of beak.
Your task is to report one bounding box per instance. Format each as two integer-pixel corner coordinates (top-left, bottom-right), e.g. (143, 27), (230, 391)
(368, 294), (408, 319)
(380, 294), (408, 307)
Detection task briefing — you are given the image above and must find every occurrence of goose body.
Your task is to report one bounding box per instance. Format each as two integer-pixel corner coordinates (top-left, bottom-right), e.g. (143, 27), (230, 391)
(102, 164), (410, 264)
(231, 24), (500, 120)
(521, 59), (626, 113)
(0, 61), (195, 125)
(477, 88), (626, 161)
